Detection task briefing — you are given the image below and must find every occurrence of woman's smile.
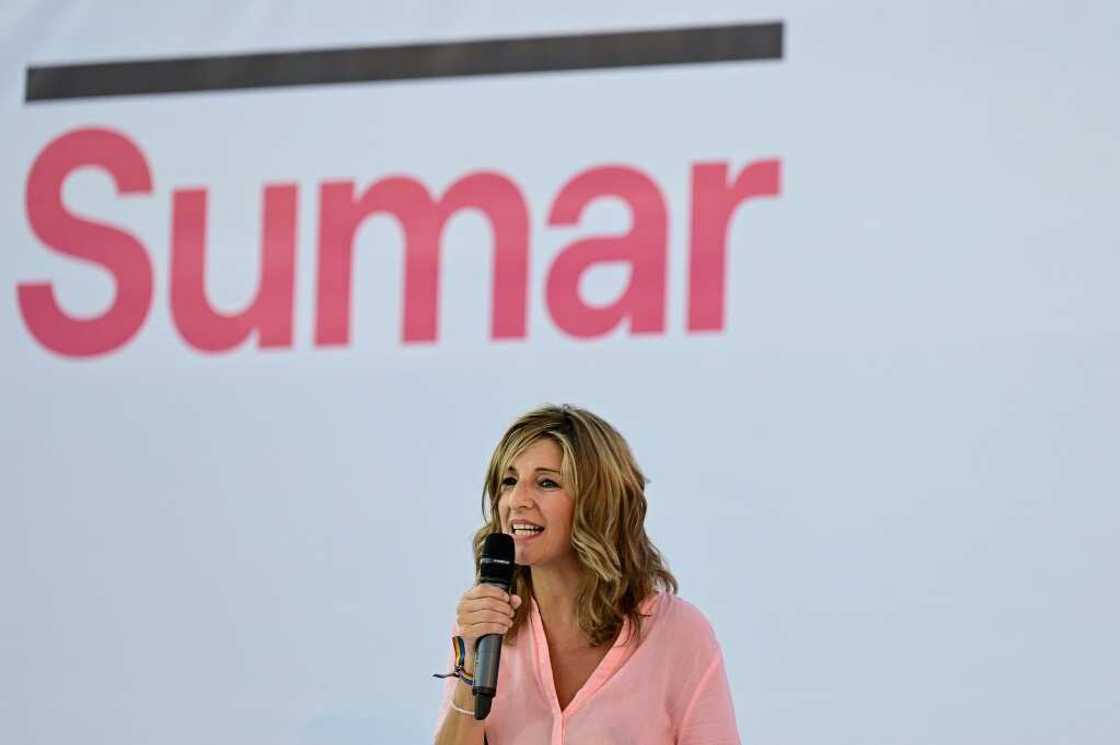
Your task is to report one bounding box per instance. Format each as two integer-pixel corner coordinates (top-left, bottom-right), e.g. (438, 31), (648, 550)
(509, 519), (545, 539)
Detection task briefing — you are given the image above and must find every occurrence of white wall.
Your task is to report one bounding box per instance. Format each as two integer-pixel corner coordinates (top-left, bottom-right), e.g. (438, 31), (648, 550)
(2, 2), (1117, 743)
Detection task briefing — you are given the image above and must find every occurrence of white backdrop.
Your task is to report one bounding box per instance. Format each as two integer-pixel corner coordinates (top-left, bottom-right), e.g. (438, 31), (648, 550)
(2, 2), (1118, 743)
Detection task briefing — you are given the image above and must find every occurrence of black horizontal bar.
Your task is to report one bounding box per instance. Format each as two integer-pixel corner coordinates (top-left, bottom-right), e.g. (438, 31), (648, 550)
(25, 21), (782, 102)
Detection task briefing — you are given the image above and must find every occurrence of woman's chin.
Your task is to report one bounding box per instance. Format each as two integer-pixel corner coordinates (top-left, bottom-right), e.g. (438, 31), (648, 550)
(510, 529), (546, 564)
(513, 545), (535, 566)
(514, 545), (551, 567)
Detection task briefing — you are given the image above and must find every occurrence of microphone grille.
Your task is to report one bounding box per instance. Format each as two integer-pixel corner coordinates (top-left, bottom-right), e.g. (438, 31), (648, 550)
(478, 533), (515, 588)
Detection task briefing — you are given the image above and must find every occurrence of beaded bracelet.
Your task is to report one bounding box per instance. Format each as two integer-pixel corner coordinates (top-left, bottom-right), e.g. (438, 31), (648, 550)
(432, 635), (475, 687)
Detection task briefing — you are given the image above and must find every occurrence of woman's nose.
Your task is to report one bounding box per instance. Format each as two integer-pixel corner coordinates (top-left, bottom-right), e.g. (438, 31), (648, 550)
(509, 480), (534, 509)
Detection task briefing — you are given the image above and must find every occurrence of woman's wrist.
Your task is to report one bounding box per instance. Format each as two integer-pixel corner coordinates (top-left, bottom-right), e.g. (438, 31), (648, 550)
(451, 676), (477, 711)
(462, 650), (477, 677)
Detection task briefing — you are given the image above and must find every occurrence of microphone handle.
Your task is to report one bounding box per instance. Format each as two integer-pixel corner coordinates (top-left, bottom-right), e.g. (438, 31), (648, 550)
(471, 579), (510, 720)
(472, 633), (502, 718)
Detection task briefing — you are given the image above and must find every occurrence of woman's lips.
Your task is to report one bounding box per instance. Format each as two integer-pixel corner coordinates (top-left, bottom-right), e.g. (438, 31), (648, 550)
(509, 523), (544, 541)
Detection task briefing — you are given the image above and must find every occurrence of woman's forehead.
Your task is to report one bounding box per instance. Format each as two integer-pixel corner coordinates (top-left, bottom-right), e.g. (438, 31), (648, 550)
(506, 437), (563, 471)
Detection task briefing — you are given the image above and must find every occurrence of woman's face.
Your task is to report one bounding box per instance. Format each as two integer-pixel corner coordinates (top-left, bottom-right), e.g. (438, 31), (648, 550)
(498, 438), (576, 568)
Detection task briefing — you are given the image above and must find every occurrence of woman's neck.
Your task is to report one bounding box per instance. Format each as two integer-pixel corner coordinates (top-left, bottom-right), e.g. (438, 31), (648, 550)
(529, 556), (587, 644)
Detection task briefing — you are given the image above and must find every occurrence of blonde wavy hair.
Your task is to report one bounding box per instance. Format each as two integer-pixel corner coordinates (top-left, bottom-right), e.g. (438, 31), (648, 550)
(472, 404), (677, 647)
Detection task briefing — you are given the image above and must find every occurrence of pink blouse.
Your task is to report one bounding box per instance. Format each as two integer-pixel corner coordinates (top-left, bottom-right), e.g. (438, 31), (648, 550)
(435, 592), (741, 744)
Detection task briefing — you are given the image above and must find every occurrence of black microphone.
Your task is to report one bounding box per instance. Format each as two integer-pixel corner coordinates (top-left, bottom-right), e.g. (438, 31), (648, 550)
(472, 532), (515, 720)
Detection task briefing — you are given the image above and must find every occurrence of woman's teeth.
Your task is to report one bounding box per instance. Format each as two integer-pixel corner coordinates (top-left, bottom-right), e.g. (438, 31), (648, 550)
(512, 525), (543, 535)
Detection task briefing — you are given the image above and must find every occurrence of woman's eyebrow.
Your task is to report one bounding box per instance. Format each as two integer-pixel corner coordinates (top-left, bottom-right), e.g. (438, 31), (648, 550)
(505, 466), (561, 474)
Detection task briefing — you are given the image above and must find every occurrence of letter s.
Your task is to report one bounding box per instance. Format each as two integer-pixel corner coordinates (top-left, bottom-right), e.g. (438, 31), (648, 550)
(18, 127), (153, 357)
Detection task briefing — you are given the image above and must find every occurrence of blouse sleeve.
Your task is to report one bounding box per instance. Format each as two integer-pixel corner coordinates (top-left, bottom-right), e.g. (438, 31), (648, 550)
(676, 646), (741, 745)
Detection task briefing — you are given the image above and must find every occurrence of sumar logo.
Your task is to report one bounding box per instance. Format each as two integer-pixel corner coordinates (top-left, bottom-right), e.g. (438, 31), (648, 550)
(18, 128), (781, 358)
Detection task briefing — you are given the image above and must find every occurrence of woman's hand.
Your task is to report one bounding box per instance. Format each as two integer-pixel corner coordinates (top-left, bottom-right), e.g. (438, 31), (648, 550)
(456, 584), (522, 655)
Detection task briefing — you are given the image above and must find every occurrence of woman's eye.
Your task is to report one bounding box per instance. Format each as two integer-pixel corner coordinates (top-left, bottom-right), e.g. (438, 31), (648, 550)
(539, 479), (559, 489)
(500, 477), (517, 488)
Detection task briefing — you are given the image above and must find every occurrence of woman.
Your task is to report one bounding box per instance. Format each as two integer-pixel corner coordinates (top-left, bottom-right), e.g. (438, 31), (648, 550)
(435, 404), (740, 744)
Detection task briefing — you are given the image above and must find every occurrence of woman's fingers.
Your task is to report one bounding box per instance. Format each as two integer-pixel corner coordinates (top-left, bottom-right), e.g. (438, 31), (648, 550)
(460, 608), (514, 626)
(456, 586), (519, 645)
(466, 584), (507, 599)
(458, 606), (515, 638)
(458, 596), (515, 617)
(457, 586), (516, 620)
(459, 618), (512, 640)
(462, 621), (512, 638)
(463, 585), (511, 603)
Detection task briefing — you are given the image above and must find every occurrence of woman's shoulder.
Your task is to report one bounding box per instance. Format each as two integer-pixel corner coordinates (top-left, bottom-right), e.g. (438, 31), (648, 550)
(643, 591), (721, 649)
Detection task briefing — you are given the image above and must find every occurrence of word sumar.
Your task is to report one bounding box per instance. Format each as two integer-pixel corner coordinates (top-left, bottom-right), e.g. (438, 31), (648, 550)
(18, 128), (781, 358)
